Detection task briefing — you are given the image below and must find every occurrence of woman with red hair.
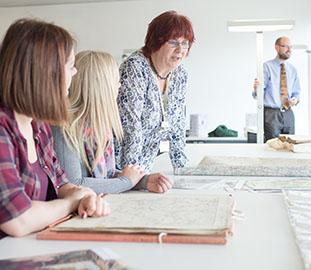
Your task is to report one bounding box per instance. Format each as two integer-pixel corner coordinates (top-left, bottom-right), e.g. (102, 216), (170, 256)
(116, 10), (195, 175)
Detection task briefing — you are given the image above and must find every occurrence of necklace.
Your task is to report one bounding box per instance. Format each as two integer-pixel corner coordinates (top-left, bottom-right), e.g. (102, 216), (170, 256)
(149, 56), (171, 80)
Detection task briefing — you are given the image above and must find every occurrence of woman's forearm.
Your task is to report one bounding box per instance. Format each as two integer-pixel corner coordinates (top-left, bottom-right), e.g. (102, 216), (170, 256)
(0, 183), (96, 237)
(0, 198), (74, 237)
(72, 176), (132, 195)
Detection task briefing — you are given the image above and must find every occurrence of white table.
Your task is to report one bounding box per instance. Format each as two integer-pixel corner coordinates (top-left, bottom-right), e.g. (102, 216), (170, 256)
(0, 143), (306, 270)
(0, 191), (303, 270)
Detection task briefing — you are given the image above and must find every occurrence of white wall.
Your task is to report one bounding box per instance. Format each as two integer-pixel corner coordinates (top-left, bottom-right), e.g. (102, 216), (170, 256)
(0, 0), (310, 136)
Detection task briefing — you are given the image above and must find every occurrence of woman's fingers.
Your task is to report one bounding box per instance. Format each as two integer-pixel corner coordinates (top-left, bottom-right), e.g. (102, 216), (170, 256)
(102, 200), (111, 216)
(78, 194), (110, 218)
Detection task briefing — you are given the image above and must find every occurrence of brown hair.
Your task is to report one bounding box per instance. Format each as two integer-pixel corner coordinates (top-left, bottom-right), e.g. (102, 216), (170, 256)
(142, 10), (195, 58)
(275, 37), (289, 46)
(275, 37), (283, 45)
(0, 18), (74, 124)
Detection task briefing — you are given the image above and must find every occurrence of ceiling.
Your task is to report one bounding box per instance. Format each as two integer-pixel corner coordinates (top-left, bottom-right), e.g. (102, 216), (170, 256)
(0, 0), (135, 7)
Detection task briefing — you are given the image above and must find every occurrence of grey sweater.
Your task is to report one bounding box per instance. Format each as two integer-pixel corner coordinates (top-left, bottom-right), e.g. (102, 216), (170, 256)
(51, 125), (148, 194)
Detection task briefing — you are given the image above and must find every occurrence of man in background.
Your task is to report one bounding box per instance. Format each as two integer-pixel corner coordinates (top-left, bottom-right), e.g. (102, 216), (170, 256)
(252, 36), (301, 141)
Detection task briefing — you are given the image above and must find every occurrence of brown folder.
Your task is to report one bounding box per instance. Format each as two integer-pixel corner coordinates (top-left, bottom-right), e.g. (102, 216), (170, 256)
(37, 229), (228, 244)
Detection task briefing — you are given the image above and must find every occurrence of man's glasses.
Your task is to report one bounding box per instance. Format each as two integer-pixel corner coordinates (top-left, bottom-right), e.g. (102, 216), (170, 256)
(278, 44), (293, 50)
(168, 40), (191, 49)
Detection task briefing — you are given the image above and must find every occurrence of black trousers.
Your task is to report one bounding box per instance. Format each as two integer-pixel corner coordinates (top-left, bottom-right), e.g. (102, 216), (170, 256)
(264, 107), (295, 141)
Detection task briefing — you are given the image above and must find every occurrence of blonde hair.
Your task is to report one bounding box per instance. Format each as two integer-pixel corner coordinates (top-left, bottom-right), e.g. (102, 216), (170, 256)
(63, 50), (123, 170)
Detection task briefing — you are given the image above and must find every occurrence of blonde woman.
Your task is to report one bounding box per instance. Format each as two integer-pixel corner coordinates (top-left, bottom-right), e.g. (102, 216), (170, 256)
(51, 51), (173, 194)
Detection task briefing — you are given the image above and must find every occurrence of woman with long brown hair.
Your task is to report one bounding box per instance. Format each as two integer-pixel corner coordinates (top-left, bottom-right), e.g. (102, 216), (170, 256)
(0, 19), (110, 238)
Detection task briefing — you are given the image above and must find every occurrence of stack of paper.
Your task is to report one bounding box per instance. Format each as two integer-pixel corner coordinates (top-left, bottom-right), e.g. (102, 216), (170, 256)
(283, 190), (311, 270)
(175, 156), (311, 177)
(235, 179), (311, 192)
(37, 193), (234, 245)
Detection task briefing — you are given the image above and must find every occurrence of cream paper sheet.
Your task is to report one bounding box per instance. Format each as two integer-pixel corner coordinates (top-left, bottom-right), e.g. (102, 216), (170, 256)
(198, 156), (311, 167)
(52, 193), (233, 235)
(283, 190), (311, 270)
(174, 156), (311, 177)
(236, 178), (311, 190)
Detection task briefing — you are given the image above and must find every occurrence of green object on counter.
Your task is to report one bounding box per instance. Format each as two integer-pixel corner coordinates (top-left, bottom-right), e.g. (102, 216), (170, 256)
(208, 125), (238, 137)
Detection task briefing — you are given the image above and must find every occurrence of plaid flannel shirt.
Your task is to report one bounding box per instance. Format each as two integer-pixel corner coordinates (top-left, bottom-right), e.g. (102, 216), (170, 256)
(0, 107), (68, 225)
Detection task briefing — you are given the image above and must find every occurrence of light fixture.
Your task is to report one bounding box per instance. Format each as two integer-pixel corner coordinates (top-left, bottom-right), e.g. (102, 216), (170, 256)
(227, 19), (295, 32)
(227, 19), (295, 143)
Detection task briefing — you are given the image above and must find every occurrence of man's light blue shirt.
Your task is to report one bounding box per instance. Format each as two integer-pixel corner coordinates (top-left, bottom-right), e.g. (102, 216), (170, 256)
(252, 57), (301, 108)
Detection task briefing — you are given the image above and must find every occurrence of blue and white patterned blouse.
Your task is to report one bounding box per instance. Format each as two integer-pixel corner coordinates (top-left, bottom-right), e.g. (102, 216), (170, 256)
(115, 50), (188, 172)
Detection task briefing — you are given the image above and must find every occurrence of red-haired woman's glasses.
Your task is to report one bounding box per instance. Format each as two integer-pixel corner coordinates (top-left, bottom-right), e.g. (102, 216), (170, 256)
(168, 40), (191, 49)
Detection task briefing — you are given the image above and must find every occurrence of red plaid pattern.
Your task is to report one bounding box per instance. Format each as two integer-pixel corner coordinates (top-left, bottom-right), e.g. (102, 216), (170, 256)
(0, 107), (68, 225)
